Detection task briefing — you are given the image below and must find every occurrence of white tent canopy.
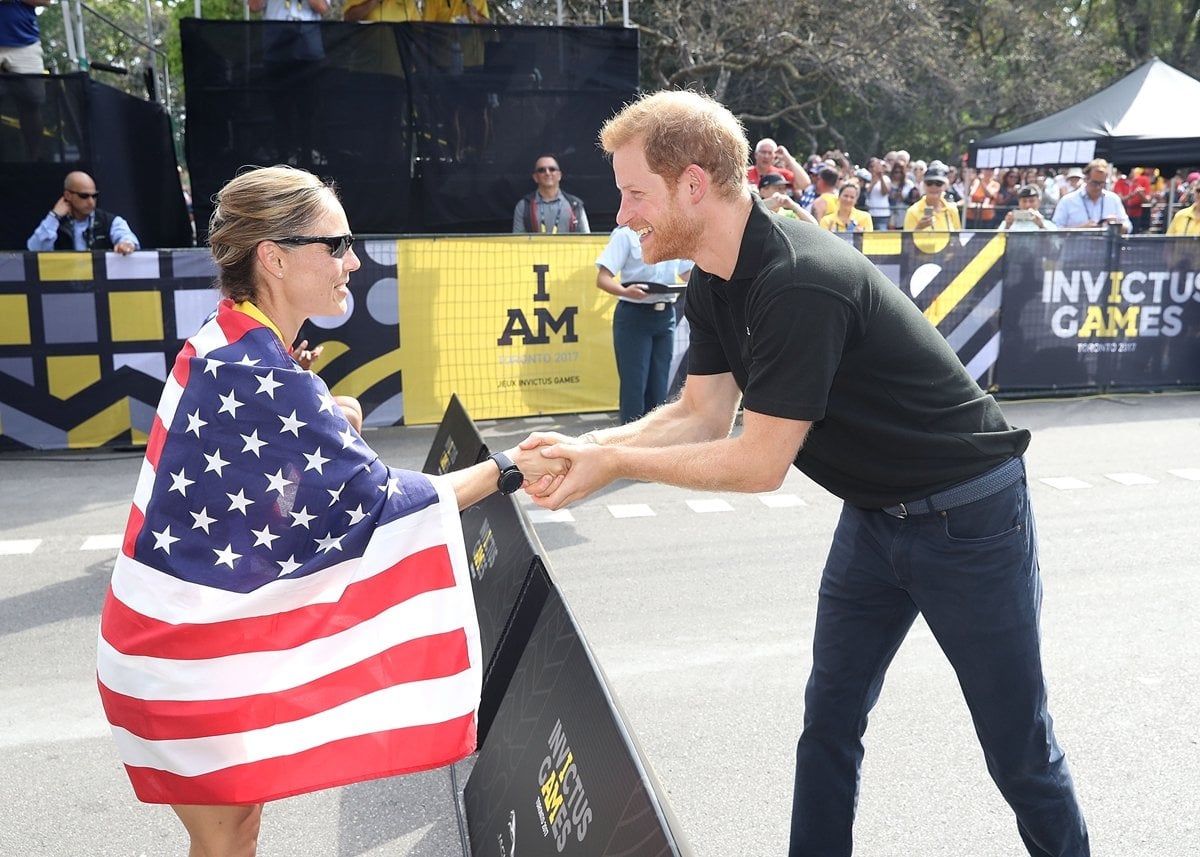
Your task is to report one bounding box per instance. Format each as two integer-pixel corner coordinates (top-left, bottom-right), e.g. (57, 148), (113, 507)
(973, 58), (1200, 169)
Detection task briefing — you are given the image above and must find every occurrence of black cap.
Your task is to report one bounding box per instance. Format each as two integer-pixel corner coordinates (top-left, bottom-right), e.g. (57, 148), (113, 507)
(924, 164), (949, 184)
(758, 172), (788, 189)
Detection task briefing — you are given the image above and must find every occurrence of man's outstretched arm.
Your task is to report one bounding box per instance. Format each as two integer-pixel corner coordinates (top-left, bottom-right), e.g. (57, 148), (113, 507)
(521, 372), (810, 508)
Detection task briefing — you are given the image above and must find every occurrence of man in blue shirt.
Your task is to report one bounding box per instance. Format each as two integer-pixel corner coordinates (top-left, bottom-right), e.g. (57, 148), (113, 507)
(1051, 159), (1131, 233)
(595, 225), (691, 423)
(27, 171), (140, 254)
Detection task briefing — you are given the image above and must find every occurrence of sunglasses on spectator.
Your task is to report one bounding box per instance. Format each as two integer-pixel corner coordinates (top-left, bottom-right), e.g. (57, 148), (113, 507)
(273, 234), (355, 258)
(68, 190), (100, 200)
(534, 166), (561, 173)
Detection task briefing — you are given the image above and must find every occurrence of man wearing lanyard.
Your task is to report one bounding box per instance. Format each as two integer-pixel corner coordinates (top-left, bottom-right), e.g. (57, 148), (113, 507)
(1052, 159), (1131, 233)
(512, 154), (591, 234)
(27, 171), (140, 254)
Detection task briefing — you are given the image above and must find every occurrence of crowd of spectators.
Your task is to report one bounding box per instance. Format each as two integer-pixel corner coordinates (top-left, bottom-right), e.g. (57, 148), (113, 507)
(747, 143), (1200, 236)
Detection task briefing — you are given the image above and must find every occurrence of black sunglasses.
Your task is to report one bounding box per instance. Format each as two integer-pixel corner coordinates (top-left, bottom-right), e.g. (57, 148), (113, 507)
(273, 234), (355, 258)
(534, 166), (560, 174)
(68, 190), (100, 200)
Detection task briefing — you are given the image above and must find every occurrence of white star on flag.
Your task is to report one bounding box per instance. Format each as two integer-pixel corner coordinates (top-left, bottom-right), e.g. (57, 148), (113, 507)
(289, 506), (317, 529)
(217, 390), (243, 418)
(203, 449), (229, 477)
(169, 469), (194, 497)
(327, 482), (345, 506)
(226, 489), (254, 515)
(204, 358), (222, 376)
(279, 410), (307, 437)
(236, 354), (261, 367)
(251, 525), (280, 549)
(186, 410), (207, 437)
(190, 506), (217, 534)
(346, 504), (367, 525)
(276, 554), (302, 576)
(303, 447), (330, 474)
(213, 544), (241, 568)
(338, 425), (358, 449)
(151, 526), (180, 554)
(255, 371), (283, 399)
(241, 429), (268, 457)
(316, 391), (338, 416)
(265, 468), (292, 496)
(314, 532), (345, 554)
(379, 476), (401, 498)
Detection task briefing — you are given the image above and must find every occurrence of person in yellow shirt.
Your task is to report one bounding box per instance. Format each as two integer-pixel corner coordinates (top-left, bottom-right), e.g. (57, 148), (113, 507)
(807, 165), (840, 221)
(903, 162), (961, 231)
(425, 0), (488, 23)
(1166, 193), (1200, 235)
(343, 0), (422, 22)
(819, 183), (873, 233)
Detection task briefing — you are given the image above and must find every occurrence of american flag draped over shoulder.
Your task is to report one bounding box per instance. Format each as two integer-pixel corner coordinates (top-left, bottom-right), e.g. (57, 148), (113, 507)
(97, 299), (481, 805)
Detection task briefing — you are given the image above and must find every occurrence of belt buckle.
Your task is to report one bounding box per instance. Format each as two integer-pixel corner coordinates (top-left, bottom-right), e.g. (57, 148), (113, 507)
(895, 502), (908, 519)
(653, 302), (666, 311)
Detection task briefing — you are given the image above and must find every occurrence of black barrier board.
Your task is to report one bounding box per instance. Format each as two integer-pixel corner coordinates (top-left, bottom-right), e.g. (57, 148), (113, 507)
(422, 393), (486, 476)
(421, 393), (547, 743)
(459, 493), (545, 744)
(465, 568), (693, 857)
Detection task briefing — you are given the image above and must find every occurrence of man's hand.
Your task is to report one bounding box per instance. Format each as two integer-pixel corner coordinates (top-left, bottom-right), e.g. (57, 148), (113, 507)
(510, 435), (573, 492)
(52, 196), (70, 217)
(520, 438), (614, 509)
(114, 240), (136, 255)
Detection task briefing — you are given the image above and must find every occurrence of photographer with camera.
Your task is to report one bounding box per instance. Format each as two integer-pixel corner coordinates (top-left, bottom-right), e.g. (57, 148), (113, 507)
(902, 162), (959, 231)
(1000, 185), (1056, 232)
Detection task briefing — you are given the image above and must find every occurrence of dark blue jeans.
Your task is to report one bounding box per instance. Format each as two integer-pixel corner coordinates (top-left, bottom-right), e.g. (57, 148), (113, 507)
(613, 300), (675, 425)
(790, 463), (1089, 856)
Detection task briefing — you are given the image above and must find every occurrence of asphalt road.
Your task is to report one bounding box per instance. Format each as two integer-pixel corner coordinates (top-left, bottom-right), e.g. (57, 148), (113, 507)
(1, 392), (1197, 856)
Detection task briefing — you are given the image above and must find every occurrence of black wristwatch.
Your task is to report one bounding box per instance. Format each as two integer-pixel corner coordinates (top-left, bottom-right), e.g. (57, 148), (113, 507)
(489, 451), (524, 495)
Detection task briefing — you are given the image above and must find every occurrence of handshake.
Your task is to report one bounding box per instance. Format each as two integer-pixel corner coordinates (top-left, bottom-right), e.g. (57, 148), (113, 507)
(503, 431), (603, 509)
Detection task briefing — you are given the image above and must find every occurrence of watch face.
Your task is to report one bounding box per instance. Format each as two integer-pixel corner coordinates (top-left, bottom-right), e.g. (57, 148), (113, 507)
(498, 467), (524, 494)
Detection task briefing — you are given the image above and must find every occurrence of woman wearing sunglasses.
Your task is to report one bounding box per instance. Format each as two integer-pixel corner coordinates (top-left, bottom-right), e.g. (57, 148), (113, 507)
(26, 170), (141, 254)
(97, 165), (561, 856)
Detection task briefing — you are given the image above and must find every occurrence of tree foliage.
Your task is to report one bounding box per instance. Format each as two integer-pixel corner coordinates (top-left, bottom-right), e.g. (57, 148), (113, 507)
(35, 0), (1200, 166)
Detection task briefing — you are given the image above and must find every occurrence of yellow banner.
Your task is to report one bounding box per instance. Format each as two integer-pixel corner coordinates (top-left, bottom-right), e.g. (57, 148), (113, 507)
(398, 236), (618, 424)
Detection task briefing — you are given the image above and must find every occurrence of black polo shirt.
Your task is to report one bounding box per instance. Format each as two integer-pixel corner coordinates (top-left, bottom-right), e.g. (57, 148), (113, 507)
(685, 202), (1029, 508)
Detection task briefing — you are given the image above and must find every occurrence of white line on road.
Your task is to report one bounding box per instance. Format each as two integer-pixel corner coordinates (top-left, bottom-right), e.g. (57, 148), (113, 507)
(1105, 472), (1158, 485)
(686, 498), (734, 513)
(81, 534), (124, 551)
(525, 508), (575, 523)
(608, 504), (655, 518)
(1039, 477), (1093, 490)
(0, 539), (42, 555)
(759, 494), (806, 508)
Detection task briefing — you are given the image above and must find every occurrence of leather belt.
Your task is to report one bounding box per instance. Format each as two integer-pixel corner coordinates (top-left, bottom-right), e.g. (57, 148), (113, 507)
(882, 457), (1023, 519)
